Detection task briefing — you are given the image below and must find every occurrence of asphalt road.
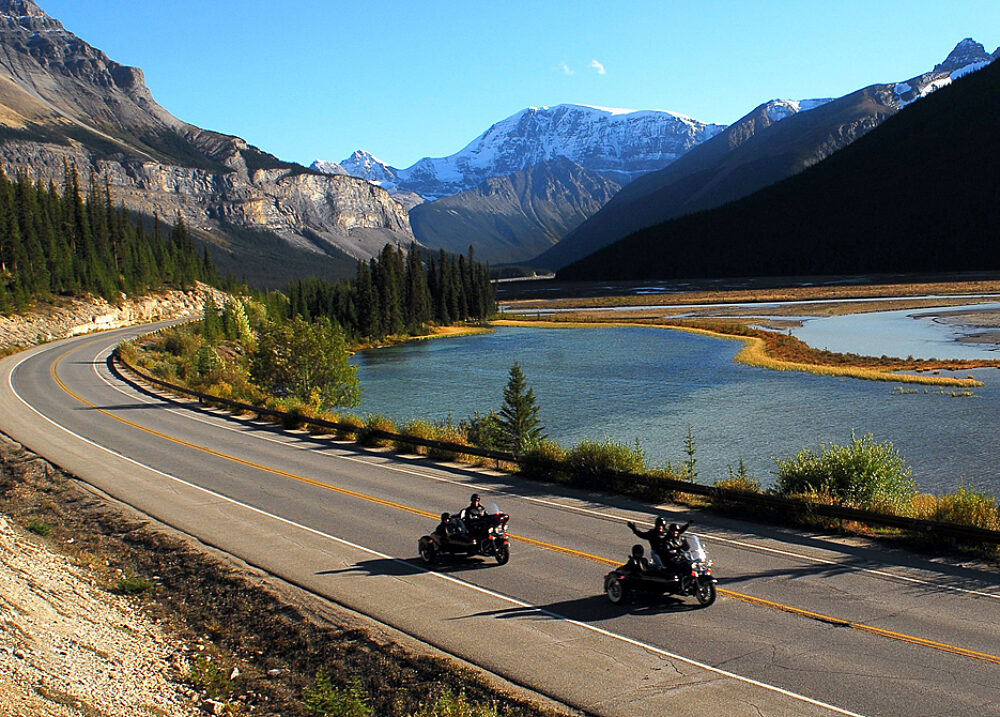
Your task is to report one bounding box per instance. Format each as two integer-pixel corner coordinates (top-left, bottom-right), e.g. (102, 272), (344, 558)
(2, 324), (999, 717)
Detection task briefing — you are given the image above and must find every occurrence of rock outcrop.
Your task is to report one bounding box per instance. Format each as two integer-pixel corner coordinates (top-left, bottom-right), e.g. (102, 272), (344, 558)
(0, 0), (414, 274)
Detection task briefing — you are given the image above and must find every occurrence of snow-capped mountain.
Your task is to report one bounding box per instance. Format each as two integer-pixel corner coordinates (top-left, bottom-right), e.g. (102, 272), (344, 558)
(536, 38), (1000, 271)
(336, 150), (399, 188)
(314, 104), (726, 200)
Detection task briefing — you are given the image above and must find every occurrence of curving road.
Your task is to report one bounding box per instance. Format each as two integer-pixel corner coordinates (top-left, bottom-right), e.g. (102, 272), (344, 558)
(2, 324), (1000, 717)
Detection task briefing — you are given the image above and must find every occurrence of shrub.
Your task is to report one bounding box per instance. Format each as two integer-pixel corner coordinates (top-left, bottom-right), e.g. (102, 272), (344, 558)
(411, 687), (499, 717)
(565, 438), (645, 490)
(26, 518), (52, 537)
(461, 411), (504, 452)
(519, 439), (568, 482)
(933, 485), (1000, 531)
(336, 414), (365, 441)
(187, 655), (233, 701)
(161, 327), (199, 357)
(303, 672), (371, 717)
(774, 431), (917, 514)
(716, 459), (761, 493)
(116, 574), (154, 595)
(360, 415), (397, 447)
(399, 419), (436, 455)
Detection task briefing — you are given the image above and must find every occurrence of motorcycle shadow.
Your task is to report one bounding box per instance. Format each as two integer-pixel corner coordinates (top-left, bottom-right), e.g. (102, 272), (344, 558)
(316, 555), (498, 579)
(472, 592), (700, 625)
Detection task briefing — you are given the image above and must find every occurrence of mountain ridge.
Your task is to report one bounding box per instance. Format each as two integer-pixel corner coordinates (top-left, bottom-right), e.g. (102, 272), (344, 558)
(557, 58), (1000, 282)
(535, 38), (997, 271)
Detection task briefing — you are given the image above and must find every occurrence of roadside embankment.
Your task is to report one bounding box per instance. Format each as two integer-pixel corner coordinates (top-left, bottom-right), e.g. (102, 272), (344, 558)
(0, 284), (229, 355)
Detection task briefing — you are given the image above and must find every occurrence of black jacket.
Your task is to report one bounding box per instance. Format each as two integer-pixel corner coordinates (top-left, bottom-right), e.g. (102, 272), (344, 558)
(629, 520), (691, 561)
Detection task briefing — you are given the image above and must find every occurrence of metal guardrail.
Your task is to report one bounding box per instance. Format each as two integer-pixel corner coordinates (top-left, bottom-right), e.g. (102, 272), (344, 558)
(113, 349), (1000, 546)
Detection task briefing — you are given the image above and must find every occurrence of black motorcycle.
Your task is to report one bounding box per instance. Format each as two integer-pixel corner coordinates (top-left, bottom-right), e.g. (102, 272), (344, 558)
(604, 535), (717, 607)
(418, 504), (510, 565)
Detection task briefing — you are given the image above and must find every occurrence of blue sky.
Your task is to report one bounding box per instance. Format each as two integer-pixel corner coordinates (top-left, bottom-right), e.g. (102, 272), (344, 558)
(39, 1), (1000, 169)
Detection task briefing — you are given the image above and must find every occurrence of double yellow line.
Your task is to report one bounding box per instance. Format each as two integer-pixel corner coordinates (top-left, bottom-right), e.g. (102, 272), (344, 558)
(50, 344), (1000, 667)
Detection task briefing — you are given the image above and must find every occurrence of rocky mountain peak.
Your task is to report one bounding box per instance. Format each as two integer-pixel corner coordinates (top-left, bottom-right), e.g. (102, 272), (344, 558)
(933, 38), (993, 73)
(0, 0), (62, 30)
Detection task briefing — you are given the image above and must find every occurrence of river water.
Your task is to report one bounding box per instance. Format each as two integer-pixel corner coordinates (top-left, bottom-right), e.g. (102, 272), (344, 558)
(350, 320), (1000, 497)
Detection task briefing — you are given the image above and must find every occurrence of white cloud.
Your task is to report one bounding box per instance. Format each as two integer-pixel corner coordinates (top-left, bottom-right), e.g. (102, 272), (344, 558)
(590, 58), (606, 75)
(557, 62), (576, 75)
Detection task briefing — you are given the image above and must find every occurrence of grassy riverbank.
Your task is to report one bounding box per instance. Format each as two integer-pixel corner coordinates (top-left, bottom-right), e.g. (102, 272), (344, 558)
(493, 315), (997, 387)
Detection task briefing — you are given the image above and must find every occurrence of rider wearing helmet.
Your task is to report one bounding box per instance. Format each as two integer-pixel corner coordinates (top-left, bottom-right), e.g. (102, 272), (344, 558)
(625, 544), (650, 572)
(462, 493), (486, 521)
(627, 517), (692, 569)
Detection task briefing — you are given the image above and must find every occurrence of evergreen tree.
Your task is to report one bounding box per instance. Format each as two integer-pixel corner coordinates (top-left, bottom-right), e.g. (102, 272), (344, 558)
(202, 293), (221, 345)
(497, 361), (545, 454)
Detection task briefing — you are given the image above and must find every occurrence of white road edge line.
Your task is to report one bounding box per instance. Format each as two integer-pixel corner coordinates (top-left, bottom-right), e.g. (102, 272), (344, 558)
(92, 342), (999, 602)
(4, 341), (870, 717)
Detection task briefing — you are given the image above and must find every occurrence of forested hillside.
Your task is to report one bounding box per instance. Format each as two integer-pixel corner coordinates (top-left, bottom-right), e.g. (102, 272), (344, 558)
(0, 166), (214, 312)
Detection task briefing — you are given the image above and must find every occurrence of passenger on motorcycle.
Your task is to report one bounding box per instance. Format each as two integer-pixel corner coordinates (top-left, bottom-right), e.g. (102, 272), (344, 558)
(625, 544), (650, 573)
(433, 512), (474, 547)
(627, 517), (692, 569)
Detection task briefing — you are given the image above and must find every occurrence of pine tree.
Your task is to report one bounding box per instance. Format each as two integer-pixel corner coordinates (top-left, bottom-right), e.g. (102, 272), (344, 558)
(497, 361), (545, 454)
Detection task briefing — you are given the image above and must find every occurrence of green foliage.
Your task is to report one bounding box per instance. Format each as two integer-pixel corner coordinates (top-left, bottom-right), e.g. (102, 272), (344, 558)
(497, 361), (545, 454)
(201, 293), (221, 345)
(410, 687), (499, 717)
(565, 438), (645, 487)
(518, 439), (568, 481)
(187, 655), (233, 701)
(774, 431), (917, 513)
(250, 316), (360, 409)
(26, 518), (52, 537)
(717, 458), (760, 492)
(303, 672), (371, 717)
(360, 414), (397, 447)
(116, 574), (155, 595)
(461, 410), (505, 451)
(933, 485), (1000, 532)
(683, 427), (698, 480)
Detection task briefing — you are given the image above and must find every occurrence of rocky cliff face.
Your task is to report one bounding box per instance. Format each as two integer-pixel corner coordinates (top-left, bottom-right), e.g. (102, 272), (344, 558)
(0, 0), (414, 273)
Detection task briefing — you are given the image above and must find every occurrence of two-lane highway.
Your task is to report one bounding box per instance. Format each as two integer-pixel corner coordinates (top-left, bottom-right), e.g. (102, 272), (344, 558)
(3, 324), (999, 716)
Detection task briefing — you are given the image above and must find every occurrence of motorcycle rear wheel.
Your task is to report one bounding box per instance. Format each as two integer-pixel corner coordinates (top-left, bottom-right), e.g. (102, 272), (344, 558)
(494, 544), (510, 565)
(695, 579), (716, 607)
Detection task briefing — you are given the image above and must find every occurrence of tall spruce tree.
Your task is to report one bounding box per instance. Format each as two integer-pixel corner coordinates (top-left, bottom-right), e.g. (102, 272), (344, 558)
(497, 361), (545, 454)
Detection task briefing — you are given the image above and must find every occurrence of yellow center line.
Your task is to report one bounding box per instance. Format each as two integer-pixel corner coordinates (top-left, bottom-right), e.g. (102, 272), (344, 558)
(49, 345), (1000, 667)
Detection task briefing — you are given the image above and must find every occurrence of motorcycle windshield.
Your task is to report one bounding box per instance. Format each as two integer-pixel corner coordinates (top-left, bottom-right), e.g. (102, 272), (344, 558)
(486, 503), (502, 515)
(685, 535), (707, 562)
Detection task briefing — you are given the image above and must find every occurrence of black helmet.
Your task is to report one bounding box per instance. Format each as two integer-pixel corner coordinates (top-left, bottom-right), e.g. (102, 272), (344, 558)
(441, 512), (450, 521)
(668, 523), (681, 535)
(631, 544), (645, 558)
(654, 516), (666, 529)
(470, 493), (481, 503)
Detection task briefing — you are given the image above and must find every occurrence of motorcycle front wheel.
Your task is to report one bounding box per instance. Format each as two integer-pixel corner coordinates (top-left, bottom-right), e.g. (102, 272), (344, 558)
(606, 577), (627, 604)
(494, 544), (510, 565)
(419, 540), (436, 565)
(695, 578), (717, 607)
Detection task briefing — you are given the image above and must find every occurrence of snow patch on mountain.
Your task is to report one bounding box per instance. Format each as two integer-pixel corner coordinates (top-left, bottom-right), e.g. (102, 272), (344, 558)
(764, 97), (834, 122)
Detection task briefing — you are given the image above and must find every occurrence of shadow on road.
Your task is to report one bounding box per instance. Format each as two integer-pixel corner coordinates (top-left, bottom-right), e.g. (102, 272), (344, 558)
(466, 591), (704, 624)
